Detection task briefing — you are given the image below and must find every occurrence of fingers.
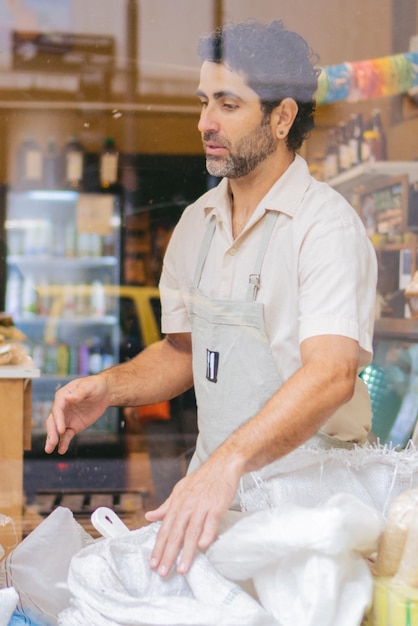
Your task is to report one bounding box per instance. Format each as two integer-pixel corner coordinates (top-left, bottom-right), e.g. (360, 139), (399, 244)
(44, 378), (95, 454)
(44, 412), (61, 453)
(44, 387), (76, 454)
(44, 399), (69, 453)
(57, 427), (75, 454)
(197, 513), (219, 551)
(144, 501), (168, 523)
(44, 412), (74, 454)
(145, 462), (240, 577)
(177, 510), (214, 574)
(149, 505), (209, 577)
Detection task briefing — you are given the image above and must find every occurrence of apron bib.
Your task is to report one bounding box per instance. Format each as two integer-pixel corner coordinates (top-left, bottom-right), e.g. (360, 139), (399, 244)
(187, 211), (354, 504)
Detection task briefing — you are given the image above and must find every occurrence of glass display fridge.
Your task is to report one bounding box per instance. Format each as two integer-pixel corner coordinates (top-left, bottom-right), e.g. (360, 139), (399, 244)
(4, 188), (123, 453)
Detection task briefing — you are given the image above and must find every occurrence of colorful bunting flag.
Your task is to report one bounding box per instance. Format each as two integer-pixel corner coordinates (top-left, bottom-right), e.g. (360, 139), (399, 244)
(316, 51), (418, 104)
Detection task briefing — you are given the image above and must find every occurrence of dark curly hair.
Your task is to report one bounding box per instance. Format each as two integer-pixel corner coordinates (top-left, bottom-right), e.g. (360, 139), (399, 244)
(197, 20), (320, 152)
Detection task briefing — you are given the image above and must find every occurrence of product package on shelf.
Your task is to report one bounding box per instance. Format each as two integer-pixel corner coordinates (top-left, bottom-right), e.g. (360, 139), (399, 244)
(370, 488), (418, 625)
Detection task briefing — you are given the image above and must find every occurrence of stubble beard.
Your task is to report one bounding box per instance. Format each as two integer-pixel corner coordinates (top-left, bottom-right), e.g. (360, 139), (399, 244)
(204, 115), (276, 179)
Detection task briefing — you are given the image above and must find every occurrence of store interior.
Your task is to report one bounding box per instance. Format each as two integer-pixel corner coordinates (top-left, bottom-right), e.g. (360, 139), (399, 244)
(2, 2), (418, 620)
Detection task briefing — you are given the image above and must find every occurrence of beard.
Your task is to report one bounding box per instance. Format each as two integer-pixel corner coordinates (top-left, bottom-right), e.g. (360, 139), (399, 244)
(203, 115), (276, 179)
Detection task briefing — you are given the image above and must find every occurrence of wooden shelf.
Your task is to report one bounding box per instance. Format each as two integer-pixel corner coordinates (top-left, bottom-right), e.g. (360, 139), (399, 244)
(329, 161), (418, 197)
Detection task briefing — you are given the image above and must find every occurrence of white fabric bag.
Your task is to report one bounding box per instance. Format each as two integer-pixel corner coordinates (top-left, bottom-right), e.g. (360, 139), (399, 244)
(59, 522), (276, 626)
(0, 587), (18, 626)
(208, 493), (383, 626)
(238, 443), (418, 518)
(0, 507), (93, 626)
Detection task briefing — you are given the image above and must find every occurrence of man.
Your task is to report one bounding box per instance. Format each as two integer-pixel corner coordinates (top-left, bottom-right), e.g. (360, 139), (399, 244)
(45, 20), (377, 579)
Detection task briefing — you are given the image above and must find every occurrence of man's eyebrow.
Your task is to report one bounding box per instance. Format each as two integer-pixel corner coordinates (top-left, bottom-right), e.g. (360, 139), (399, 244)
(195, 89), (244, 102)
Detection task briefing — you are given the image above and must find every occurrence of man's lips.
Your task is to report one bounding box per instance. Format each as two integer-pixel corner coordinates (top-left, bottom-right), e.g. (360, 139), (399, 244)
(204, 143), (227, 156)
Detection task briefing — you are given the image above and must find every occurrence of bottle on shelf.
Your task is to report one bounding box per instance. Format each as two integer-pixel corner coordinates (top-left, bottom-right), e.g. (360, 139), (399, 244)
(62, 283), (76, 319)
(324, 128), (339, 180)
(88, 337), (103, 375)
(68, 345), (79, 376)
(64, 135), (84, 190)
(370, 108), (387, 161)
(5, 269), (22, 317)
(16, 135), (43, 189)
(337, 122), (351, 173)
(57, 344), (70, 376)
(78, 343), (90, 376)
(6, 225), (23, 256)
(101, 335), (115, 370)
(37, 219), (53, 256)
(21, 275), (37, 315)
(31, 343), (45, 371)
(362, 129), (381, 162)
(37, 279), (50, 316)
(45, 342), (58, 375)
(348, 113), (364, 167)
(64, 221), (76, 257)
(90, 279), (106, 316)
(100, 137), (119, 190)
(74, 284), (88, 317)
(43, 137), (61, 189)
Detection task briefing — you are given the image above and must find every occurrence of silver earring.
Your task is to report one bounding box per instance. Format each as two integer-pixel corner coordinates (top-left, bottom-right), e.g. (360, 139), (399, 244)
(279, 130), (285, 136)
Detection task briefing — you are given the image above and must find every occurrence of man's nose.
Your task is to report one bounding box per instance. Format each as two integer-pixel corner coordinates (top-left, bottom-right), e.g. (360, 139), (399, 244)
(198, 105), (220, 134)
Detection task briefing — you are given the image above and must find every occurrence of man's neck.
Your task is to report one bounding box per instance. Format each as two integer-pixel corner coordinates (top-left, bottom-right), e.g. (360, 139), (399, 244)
(229, 150), (295, 238)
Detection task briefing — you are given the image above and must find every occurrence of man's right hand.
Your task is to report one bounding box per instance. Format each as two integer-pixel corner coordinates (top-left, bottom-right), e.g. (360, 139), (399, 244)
(45, 374), (110, 455)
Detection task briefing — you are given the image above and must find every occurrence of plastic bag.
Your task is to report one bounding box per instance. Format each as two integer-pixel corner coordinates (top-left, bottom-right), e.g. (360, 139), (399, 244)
(59, 522), (276, 626)
(0, 507), (93, 626)
(373, 487), (418, 587)
(374, 488), (418, 578)
(208, 493), (383, 626)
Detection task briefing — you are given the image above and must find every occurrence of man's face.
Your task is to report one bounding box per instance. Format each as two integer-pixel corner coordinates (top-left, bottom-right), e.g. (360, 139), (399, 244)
(196, 61), (277, 179)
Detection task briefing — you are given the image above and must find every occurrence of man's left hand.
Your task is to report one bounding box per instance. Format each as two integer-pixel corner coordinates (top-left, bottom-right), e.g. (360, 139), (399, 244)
(145, 457), (240, 576)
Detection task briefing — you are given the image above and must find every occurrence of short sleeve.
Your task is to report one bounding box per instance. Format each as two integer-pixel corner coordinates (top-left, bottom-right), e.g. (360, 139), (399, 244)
(298, 219), (377, 365)
(159, 220), (193, 334)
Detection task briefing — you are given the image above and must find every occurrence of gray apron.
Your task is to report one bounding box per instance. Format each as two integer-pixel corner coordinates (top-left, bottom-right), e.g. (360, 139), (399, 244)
(187, 211), (353, 504)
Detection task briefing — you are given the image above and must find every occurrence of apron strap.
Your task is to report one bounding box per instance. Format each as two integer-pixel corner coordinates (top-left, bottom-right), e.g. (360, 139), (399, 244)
(193, 209), (279, 299)
(246, 210), (279, 302)
(192, 214), (216, 290)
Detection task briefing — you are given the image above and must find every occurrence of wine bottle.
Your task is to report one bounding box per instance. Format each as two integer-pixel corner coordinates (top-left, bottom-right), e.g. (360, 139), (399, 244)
(64, 135), (84, 190)
(17, 135), (43, 189)
(371, 109), (387, 161)
(100, 137), (119, 190)
(324, 128), (338, 180)
(43, 137), (61, 189)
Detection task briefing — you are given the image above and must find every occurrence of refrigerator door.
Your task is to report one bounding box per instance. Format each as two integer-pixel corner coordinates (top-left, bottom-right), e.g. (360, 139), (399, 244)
(5, 189), (122, 453)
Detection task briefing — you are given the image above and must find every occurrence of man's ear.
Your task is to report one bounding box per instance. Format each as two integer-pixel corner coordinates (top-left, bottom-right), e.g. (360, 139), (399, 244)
(271, 98), (299, 140)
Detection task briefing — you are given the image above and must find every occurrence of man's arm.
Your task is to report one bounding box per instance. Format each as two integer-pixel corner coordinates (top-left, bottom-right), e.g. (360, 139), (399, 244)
(45, 333), (193, 454)
(145, 333), (360, 576)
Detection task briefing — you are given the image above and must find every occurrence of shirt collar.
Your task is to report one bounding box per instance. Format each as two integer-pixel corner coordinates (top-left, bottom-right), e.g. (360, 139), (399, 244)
(204, 154), (312, 221)
(204, 178), (231, 222)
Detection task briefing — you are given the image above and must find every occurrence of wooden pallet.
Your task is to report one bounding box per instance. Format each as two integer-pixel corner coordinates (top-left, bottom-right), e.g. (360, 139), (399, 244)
(24, 487), (151, 538)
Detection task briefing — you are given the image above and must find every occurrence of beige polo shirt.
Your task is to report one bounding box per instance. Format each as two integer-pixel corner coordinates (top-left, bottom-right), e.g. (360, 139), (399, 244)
(159, 155), (378, 443)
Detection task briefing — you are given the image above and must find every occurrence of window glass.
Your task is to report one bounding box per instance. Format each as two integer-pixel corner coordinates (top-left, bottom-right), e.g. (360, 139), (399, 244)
(2, 4), (418, 620)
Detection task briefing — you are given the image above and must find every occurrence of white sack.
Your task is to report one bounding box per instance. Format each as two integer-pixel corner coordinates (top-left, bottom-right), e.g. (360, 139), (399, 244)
(0, 507), (93, 626)
(239, 443), (418, 518)
(208, 493), (383, 626)
(0, 587), (18, 626)
(59, 522), (277, 626)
